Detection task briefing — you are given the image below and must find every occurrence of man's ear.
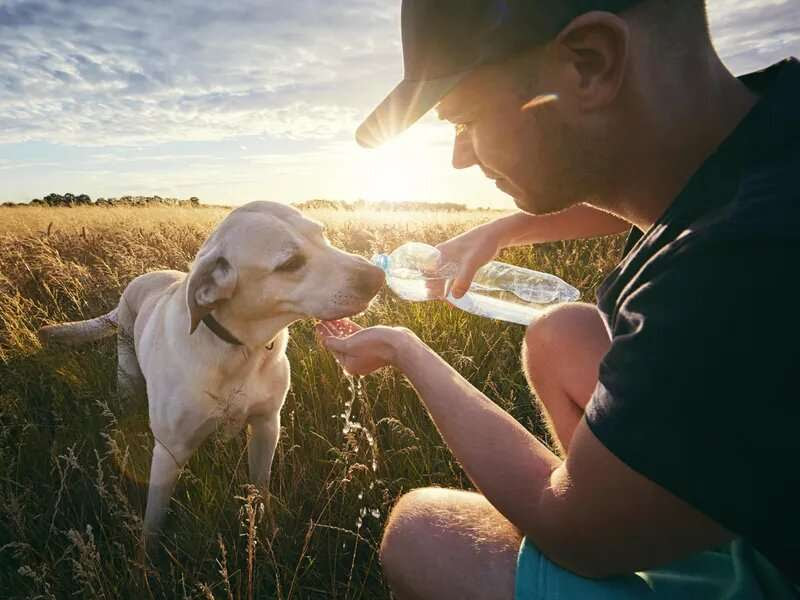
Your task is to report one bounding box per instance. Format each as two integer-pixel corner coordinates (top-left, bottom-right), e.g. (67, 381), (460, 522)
(552, 11), (629, 110)
(186, 249), (238, 334)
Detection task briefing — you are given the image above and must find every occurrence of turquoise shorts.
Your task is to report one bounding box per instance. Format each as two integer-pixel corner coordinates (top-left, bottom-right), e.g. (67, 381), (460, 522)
(515, 537), (798, 599)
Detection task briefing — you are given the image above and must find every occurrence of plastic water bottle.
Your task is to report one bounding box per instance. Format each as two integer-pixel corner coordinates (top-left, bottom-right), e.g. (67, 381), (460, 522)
(371, 242), (580, 325)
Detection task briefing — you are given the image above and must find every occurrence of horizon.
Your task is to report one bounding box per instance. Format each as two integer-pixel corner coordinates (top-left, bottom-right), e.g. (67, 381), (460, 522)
(1, 0), (799, 209)
(5, 194), (513, 211)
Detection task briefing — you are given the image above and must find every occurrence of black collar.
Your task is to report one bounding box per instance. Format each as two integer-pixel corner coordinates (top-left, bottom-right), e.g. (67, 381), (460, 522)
(202, 314), (243, 345)
(201, 314), (275, 351)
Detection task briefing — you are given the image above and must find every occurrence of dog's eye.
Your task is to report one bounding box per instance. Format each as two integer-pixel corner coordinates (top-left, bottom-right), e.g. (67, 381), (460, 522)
(275, 254), (306, 273)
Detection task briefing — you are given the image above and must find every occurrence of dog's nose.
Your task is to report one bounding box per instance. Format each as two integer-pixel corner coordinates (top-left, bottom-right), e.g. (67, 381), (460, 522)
(354, 263), (385, 298)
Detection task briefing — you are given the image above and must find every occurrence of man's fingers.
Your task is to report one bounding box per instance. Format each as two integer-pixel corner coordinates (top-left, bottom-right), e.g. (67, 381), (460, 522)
(339, 320), (361, 335)
(451, 264), (477, 299)
(323, 336), (348, 352)
(315, 322), (332, 339)
(424, 277), (448, 298)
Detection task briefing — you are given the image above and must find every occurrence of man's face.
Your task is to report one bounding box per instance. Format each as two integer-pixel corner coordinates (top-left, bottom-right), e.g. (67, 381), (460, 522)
(437, 57), (601, 215)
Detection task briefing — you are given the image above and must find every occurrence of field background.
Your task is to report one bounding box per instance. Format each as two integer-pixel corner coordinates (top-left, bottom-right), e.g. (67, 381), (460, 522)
(0, 205), (625, 599)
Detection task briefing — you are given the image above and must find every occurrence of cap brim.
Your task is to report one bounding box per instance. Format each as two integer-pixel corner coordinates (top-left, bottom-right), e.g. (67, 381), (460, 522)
(355, 72), (468, 149)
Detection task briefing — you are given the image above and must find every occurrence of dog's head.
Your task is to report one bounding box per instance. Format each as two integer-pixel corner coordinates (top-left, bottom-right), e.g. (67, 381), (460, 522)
(186, 201), (385, 334)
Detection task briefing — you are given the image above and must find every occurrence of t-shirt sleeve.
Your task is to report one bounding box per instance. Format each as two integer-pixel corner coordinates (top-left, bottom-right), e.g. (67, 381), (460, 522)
(585, 236), (800, 543)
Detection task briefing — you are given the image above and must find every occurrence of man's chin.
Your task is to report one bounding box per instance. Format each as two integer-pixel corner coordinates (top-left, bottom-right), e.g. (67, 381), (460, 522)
(512, 198), (571, 216)
(507, 187), (569, 216)
(496, 179), (539, 213)
(510, 193), (543, 215)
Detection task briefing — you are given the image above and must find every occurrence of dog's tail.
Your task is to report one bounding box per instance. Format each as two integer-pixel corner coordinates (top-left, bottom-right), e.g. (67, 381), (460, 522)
(38, 307), (119, 347)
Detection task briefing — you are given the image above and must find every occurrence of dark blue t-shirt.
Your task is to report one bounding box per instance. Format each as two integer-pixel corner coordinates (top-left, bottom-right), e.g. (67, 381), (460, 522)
(585, 58), (800, 585)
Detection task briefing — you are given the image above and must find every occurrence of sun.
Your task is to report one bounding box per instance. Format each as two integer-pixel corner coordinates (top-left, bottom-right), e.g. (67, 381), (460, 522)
(356, 126), (449, 204)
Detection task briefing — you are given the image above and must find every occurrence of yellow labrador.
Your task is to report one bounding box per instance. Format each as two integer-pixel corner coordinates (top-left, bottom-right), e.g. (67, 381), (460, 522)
(38, 201), (384, 551)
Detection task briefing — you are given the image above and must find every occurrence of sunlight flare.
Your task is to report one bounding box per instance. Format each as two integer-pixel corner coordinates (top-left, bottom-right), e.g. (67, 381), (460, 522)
(355, 125), (450, 204)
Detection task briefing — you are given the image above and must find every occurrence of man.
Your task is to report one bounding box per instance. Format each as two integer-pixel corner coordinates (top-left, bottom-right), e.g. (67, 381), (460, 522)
(319, 1), (800, 597)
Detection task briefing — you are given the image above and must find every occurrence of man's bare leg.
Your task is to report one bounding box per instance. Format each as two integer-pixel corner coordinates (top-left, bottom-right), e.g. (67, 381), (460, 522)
(380, 488), (521, 600)
(522, 303), (611, 455)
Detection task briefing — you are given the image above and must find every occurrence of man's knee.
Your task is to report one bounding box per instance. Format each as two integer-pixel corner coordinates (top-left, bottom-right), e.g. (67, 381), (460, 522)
(379, 487), (441, 576)
(379, 488), (520, 599)
(522, 303), (604, 379)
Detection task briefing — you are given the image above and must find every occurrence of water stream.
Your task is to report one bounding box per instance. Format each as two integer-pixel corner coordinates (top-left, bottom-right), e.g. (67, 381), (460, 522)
(340, 374), (381, 530)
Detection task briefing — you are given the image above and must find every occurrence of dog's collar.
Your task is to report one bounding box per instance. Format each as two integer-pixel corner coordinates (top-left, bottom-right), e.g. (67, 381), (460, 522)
(201, 314), (275, 351)
(202, 314), (243, 346)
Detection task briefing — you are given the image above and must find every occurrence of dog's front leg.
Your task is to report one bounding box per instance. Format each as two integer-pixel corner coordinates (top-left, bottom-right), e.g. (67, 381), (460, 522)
(143, 441), (193, 557)
(247, 413), (280, 530)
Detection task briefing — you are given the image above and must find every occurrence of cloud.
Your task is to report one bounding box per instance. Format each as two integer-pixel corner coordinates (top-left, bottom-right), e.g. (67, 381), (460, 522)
(708, 0), (800, 73)
(1, 0), (798, 148)
(0, 0), (401, 145)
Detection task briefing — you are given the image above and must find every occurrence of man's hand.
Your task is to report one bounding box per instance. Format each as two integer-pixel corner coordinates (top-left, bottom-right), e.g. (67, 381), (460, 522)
(316, 319), (414, 376)
(434, 223), (501, 298)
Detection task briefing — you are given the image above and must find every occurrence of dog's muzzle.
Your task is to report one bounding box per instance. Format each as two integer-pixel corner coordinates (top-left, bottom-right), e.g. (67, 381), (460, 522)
(354, 264), (386, 299)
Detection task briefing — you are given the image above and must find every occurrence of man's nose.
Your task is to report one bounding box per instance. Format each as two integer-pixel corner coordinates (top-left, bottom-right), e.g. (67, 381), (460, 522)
(452, 129), (478, 169)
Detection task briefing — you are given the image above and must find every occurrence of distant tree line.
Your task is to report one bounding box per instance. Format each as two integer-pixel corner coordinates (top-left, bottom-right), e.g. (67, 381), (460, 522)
(2, 195), (496, 211)
(2, 193), (201, 208)
(292, 198), (475, 212)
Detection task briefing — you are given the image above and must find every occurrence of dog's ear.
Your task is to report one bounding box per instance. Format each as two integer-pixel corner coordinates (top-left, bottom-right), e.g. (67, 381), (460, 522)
(186, 250), (238, 334)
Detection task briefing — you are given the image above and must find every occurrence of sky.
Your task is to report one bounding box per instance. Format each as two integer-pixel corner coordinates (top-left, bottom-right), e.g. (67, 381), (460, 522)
(0, 0), (798, 208)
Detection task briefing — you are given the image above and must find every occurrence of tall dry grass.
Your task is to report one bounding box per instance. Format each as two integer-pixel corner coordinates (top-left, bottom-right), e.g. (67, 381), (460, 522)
(0, 205), (625, 599)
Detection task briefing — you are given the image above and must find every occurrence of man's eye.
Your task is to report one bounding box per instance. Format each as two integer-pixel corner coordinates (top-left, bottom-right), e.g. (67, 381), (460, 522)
(275, 254), (306, 272)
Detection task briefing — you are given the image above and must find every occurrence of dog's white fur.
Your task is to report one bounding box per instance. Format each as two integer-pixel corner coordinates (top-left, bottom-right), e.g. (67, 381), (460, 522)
(39, 201), (384, 551)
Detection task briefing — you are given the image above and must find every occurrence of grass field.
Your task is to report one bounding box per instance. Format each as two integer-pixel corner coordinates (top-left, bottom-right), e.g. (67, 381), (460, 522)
(0, 204), (625, 599)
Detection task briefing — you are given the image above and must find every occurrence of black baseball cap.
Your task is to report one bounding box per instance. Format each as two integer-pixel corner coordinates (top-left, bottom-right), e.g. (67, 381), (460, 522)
(356, 0), (644, 148)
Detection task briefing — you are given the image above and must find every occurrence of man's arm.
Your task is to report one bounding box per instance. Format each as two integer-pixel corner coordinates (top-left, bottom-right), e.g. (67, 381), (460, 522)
(437, 204), (630, 297)
(391, 331), (733, 578)
(488, 204), (630, 248)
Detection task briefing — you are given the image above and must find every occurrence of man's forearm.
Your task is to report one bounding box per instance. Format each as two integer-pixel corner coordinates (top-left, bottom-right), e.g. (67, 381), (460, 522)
(394, 332), (561, 532)
(490, 204), (629, 248)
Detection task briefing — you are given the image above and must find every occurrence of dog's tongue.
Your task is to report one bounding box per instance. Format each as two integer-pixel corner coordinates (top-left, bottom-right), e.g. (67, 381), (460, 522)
(317, 318), (359, 338)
